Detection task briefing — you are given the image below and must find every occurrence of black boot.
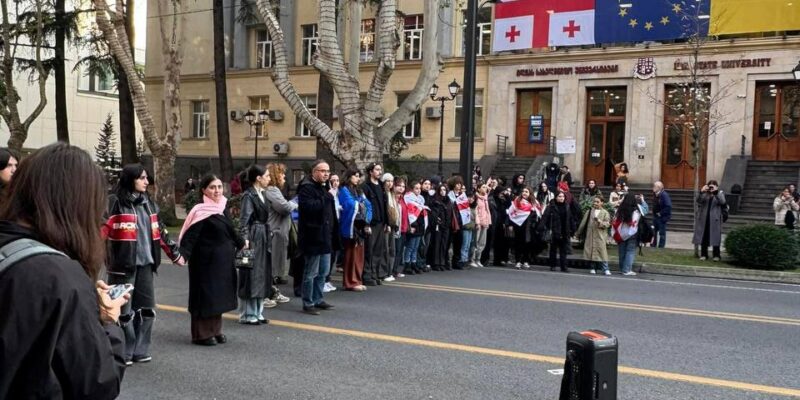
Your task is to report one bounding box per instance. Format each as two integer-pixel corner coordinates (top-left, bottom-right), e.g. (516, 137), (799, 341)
(404, 263), (416, 275)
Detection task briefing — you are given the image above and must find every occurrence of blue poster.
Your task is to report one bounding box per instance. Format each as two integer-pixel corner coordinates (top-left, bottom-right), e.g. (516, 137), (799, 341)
(529, 115), (544, 143)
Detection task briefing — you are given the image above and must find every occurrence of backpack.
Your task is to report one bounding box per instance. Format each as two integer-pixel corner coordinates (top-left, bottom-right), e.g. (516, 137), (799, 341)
(721, 203), (730, 223)
(637, 215), (655, 245)
(0, 238), (67, 277)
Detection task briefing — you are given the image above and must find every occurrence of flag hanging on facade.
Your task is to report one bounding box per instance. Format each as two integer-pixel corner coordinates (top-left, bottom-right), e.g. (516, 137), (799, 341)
(493, 0), (594, 51)
(709, 0), (800, 35)
(594, 0), (710, 43)
(548, 10), (595, 47)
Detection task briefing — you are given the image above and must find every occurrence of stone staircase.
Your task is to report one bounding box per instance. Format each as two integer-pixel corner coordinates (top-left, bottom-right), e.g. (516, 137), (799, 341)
(738, 160), (800, 220)
(489, 157), (538, 184)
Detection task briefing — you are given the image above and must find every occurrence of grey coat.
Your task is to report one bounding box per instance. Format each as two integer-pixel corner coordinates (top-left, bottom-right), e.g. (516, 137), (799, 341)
(264, 186), (297, 278)
(692, 191), (726, 247)
(238, 188), (271, 299)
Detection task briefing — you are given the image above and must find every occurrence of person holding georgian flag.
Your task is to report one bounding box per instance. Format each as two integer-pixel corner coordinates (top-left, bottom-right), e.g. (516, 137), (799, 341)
(403, 180), (429, 274)
(447, 176), (476, 270)
(507, 186), (543, 270)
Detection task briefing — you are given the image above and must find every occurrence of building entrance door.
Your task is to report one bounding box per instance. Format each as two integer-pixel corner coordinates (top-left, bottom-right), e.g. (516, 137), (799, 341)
(661, 85), (708, 189)
(515, 89), (553, 157)
(753, 83), (800, 161)
(583, 87), (627, 186)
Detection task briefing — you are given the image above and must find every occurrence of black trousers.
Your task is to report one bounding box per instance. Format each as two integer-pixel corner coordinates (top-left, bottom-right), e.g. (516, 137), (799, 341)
(364, 224), (389, 282)
(493, 225), (511, 265)
(450, 229), (463, 267)
(549, 238), (570, 270)
(513, 225), (531, 264)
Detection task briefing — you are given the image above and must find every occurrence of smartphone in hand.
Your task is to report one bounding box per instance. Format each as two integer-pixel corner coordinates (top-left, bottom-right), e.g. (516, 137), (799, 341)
(108, 283), (134, 300)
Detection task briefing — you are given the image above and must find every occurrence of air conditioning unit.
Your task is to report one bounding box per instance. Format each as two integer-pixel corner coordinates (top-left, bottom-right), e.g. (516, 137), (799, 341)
(230, 110), (244, 122)
(425, 106), (442, 119)
(269, 110), (284, 121)
(273, 142), (289, 155)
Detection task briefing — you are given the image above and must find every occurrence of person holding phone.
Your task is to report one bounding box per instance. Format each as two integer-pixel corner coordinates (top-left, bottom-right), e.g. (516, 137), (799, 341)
(692, 180), (727, 260)
(773, 186), (800, 229)
(0, 143), (128, 399)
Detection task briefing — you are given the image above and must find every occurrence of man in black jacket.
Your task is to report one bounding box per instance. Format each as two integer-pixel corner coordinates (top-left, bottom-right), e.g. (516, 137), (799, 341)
(297, 160), (337, 315)
(362, 162), (390, 285)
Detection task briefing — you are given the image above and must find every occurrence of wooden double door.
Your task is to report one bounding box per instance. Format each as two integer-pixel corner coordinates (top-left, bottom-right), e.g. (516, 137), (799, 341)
(661, 124), (707, 189)
(752, 83), (800, 161)
(584, 121), (625, 186)
(515, 89), (553, 157)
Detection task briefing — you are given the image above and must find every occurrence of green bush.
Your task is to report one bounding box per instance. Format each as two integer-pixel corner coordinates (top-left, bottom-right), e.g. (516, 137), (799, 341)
(724, 224), (800, 270)
(183, 189), (199, 214)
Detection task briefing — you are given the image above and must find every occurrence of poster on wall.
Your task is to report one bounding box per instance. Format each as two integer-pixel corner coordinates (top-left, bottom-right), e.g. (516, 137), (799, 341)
(529, 115), (544, 143)
(556, 137), (576, 154)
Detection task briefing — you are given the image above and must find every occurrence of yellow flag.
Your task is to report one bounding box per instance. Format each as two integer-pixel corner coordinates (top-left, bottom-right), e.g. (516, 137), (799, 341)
(710, 0), (800, 35)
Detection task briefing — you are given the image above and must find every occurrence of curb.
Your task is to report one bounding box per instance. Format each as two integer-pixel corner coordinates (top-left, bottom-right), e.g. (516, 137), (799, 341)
(635, 262), (800, 285)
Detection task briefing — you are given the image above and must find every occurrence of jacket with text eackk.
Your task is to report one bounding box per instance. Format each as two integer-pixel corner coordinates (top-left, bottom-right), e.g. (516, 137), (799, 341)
(102, 193), (181, 273)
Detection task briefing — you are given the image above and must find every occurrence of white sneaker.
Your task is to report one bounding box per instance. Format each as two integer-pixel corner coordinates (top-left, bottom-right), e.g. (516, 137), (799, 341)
(604, 270), (611, 276)
(589, 269), (596, 274)
(622, 271), (637, 276)
(712, 257), (721, 262)
(699, 256), (707, 261)
(469, 261), (478, 268)
(323, 282), (338, 292)
(396, 273), (405, 278)
(274, 293), (290, 303)
(515, 262), (522, 269)
(263, 298), (278, 308)
(383, 276), (396, 282)
(523, 263), (530, 269)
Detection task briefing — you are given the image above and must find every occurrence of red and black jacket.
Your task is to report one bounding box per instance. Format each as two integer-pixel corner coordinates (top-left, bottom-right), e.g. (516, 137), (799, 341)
(102, 194), (180, 273)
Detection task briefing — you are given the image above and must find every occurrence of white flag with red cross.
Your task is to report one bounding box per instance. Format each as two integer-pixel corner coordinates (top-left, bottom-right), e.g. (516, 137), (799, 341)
(548, 10), (595, 47)
(492, 15), (534, 52)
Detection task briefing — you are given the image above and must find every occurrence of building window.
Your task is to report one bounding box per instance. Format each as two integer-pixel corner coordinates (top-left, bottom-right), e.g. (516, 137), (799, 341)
(77, 67), (116, 95)
(461, 8), (492, 56)
(397, 93), (421, 139)
(301, 24), (318, 66)
(295, 95), (317, 137)
(402, 15), (424, 61)
(588, 87), (627, 117)
(256, 29), (274, 68)
(192, 101), (210, 139)
(454, 89), (483, 138)
(755, 82), (800, 138)
(360, 19), (376, 62)
(249, 96), (269, 138)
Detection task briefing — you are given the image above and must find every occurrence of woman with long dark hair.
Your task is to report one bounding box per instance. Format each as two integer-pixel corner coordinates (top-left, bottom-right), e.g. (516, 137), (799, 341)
(543, 192), (575, 272)
(0, 143), (127, 399)
(611, 194), (641, 276)
(427, 183), (452, 271)
(0, 148), (18, 189)
(338, 168), (372, 291)
(179, 174), (246, 345)
(105, 163), (183, 364)
(237, 165), (273, 324)
(536, 182), (555, 210)
(507, 187), (542, 269)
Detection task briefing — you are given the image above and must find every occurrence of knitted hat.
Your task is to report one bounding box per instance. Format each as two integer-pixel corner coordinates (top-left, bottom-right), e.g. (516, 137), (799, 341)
(381, 172), (395, 182)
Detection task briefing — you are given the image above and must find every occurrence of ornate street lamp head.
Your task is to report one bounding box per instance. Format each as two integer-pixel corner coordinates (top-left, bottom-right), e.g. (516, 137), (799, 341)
(258, 109), (269, 123)
(243, 110), (255, 124)
(429, 83), (439, 100)
(793, 60), (800, 81)
(448, 79), (461, 99)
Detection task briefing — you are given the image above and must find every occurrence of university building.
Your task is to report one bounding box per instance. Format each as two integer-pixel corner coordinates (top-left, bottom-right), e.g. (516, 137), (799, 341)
(143, 0), (800, 191)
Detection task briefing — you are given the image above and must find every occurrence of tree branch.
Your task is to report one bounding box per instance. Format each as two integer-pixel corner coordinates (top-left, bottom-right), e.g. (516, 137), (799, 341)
(362, 0), (399, 128)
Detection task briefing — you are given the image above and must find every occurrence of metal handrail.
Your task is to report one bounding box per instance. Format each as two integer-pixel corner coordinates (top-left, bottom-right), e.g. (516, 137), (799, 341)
(496, 134), (509, 159)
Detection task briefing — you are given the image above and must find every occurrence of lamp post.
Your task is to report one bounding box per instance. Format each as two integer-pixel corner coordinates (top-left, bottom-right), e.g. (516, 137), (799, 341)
(793, 60), (800, 81)
(459, 0), (498, 192)
(244, 109), (270, 164)
(430, 79), (461, 177)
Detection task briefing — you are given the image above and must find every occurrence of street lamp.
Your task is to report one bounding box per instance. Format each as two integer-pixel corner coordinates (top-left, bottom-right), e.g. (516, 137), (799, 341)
(244, 109), (270, 164)
(459, 0), (498, 192)
(793, 60), (800, 81)
(430, 79), (461, 176)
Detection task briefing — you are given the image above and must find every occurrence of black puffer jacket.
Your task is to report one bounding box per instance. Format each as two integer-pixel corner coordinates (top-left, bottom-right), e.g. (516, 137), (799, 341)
(543, 201), (577, 241)
(103, 193), (180, 273)
(297, 177), (338, 256)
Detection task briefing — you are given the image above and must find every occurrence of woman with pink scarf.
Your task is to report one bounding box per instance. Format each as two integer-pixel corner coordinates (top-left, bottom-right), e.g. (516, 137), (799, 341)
(179, 174), (246, 346)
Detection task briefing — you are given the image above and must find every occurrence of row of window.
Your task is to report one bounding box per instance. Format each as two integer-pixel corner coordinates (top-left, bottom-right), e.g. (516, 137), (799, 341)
(255, 9), (494, 68)
(188, 91), (484, 140)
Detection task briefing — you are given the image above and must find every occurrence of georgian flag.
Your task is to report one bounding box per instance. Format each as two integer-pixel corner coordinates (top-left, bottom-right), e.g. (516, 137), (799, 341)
(404, 192), (428, 229)
(449, 192), (472, 226)
(548, 10), (595, 46)
(492, 15), (534, 52)
(507, 198), (543, 227)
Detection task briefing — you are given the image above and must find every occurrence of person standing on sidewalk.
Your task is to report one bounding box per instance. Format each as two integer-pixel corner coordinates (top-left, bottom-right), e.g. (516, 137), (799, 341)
(362, 163), (390, 285)
(578, 196), (611, 275)
(338, 169), (372, 292)
(652, 181), (672, 248)
(297, 161), (337, 315)
(403, 181), (428, 274)
(471, 183), (492, 267)
(324, 173), (342, 293)
(105, 164), (184, 363)
(773, 187), (800, 229)
(543, 192), (575, 273)
(264, 163), (297, 292)
(612, 195), (641, 276)
(692, 180), (726, 261)
(382, 173), (399, 281)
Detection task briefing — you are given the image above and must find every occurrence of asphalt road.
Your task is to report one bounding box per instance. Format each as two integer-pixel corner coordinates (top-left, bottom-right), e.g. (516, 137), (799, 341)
(118, 263), (800, 400)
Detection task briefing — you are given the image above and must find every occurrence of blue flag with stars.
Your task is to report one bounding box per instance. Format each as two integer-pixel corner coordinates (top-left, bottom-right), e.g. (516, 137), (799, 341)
(594, 0), (710, 43)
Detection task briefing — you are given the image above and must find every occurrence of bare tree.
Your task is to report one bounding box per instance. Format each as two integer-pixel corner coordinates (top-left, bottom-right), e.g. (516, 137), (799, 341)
(212, 0), (233, 182)
(253, 0), (443, 169)
(93, 0), (188, 223)
(0, 0), (49, 152)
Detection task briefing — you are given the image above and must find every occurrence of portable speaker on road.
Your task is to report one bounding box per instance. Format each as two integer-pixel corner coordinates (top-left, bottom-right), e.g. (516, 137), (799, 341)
(559, 330), (618, 400)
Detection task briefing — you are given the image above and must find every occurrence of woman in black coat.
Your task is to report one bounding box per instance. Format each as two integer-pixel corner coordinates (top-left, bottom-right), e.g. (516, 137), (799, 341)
(179, 174), (246, 346)
(492, 186), (513, 266)
(428, 184), (453, 271)
(543, 192), (576, 272)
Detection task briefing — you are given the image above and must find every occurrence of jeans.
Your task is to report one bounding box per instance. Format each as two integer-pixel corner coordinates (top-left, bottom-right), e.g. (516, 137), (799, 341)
(652, 218), (667, 248)
(618, 237), (638, 273)
(403, 235), (422, 264)
(238, 297), (264, 322)
(593, 261), (610, 272)
(472, 226), (488, 262)
(302, 253), (331, 308)
(460, 229), (474, 263)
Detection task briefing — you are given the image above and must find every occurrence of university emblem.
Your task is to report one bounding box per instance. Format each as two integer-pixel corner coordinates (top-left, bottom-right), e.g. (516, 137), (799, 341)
(633, 57), (656, 80)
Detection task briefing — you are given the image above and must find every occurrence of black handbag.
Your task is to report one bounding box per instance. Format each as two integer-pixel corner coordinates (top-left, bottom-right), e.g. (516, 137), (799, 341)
(235, 248), (254, 269)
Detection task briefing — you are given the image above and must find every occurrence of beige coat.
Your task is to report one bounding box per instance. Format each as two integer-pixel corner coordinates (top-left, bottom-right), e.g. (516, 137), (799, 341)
(579, 208), (610, 262)
(773, 195), (799, 226)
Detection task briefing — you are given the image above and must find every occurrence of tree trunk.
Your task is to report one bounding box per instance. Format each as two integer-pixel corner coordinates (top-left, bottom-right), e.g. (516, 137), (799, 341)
(154, 149), (178, 225)
(118, 0), (138, 164)
(213, 0), (233, 181)
(54, 0), (69, 143)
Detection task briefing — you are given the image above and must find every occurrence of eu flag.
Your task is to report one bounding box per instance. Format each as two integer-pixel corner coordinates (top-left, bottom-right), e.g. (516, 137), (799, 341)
(595, 0), (710, 43)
